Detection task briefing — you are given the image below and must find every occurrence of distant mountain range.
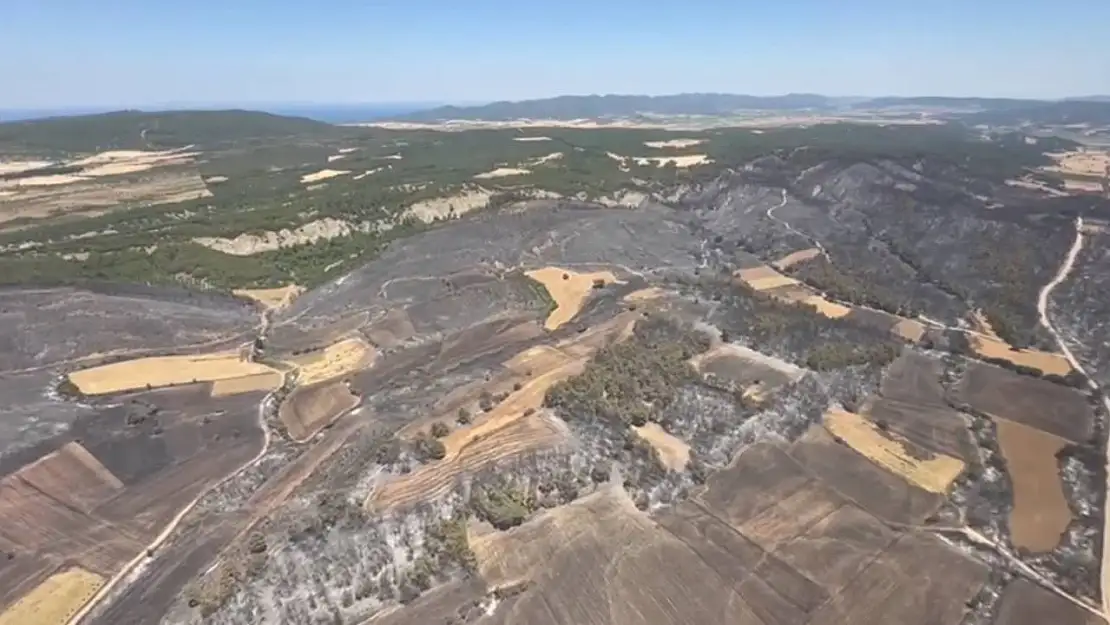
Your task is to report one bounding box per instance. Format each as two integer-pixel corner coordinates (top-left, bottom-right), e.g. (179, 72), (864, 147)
(393, 93), (1110, 126)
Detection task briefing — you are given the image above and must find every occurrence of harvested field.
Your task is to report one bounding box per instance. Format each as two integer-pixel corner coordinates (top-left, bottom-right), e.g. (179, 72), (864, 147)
(279, 380), (359, 441)
(367, 324), (637, 510)
(67, 350), (276, 395)
(14, 442), (123, 512)
(369, 409), (567, 510)
(525, 266), (619, 330)
(773, 505), (898, 595)
(772, 247), (821, 270)
(1044, 148), (1110, 177)
(992, 577), (1106, 625)
(802, 294), (854, 318)
(789, 426), (944, 525)
(994, 418), (1072, 552)
(285, 336), (375, 385)
(208, 371), (283, 396)
(865, 352), (975, 460)
(892, 317), (927, 342)
(0, 171), (211, 226)
(299, 169), (349, 184)
(0, 566), (104, 625)
(957, 361), (1093, 443)
(232, 284), (302, 310)
(969, 334), (1072, 375)
(805, 532), (988, 625)
(632, 422), (690, 470)
(473, 485), (828, 625)
(823, 408), (965, 494)
(735, 265), (799, 291)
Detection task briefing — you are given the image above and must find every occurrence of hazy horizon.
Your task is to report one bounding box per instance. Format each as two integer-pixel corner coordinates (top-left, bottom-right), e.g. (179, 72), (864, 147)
(3, 0), (1108, 109)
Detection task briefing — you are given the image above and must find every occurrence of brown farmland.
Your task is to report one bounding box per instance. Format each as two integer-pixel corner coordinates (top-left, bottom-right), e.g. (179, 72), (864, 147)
(471, 438), (988, 625)
(992, 578), (1106, 625)
(279, 379), (360, 441)
(823, 408), (965, 494)
(864, 352), (975, 461)
(525, 266), (620, 330)
(958, 361), (1093, 443)
(995, 418), (1072, 552)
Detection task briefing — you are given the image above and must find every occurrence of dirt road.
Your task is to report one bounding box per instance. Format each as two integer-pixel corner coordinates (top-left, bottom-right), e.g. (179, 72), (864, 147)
(1034, 216), (1110, 617)
(766, 189), (829, 260)
(70, 308), (279, 625)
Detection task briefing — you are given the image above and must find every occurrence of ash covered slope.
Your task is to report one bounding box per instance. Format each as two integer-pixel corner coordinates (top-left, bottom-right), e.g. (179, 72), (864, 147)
(120, 143), (1110, 625)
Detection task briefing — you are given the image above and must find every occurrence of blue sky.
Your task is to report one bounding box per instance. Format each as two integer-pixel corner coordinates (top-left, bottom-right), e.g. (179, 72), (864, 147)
(2, 0), (1108, 108)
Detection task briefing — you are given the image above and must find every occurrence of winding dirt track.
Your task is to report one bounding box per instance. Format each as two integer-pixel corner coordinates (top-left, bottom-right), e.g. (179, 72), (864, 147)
(1030, 217), (1110, 617)
(68, 313), (278, 625)
(1034, 216), (1110, 618)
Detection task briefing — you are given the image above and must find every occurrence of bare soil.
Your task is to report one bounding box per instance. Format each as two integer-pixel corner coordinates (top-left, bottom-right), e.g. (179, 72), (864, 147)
(994, 418), (1072, 553)
(957, 361), (1093, 443)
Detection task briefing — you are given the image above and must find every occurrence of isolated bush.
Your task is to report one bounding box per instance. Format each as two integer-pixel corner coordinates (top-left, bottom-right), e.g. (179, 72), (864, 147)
(430, 422), (450, 438)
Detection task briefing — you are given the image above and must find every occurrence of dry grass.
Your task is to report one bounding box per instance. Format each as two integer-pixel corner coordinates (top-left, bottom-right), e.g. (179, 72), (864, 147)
(772, 247), (822, 270)
(995, 418), (1072, 553)
(823, 408), (965, 494)
(233, 284), (303, 310)
(209, 371), (284, 397)
(735, 266), (801, 291)
(969, 335), (1072, 376)
(474, 167), (530, 179)
(68, 350), (277, 395)
(1044, 149), (1110, 177)
(892, 318), (927, 342)
(802, 295), (854, 318)
(0, 566), (104, 625)
(643, 138), (704, 149)
(633, 422), (690, 470)
(300, 169), (350, 184)
(526, 266), (620, 330)
(285, 337), (375, 386)
(0, 171), (210, 227)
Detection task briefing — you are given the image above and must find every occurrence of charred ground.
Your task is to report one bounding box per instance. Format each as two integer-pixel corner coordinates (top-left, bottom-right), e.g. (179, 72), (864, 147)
(1, 113), (1109, 625)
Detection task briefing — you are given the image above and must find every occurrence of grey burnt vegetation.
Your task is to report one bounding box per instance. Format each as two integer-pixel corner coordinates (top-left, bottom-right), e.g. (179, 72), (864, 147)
(1, 99), (1110, 625)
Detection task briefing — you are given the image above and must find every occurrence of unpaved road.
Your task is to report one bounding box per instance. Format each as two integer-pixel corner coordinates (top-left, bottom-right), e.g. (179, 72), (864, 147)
(766, 189), (829, 260)
(1034, 216), (1110, 618)
(70, 311), (278, 625)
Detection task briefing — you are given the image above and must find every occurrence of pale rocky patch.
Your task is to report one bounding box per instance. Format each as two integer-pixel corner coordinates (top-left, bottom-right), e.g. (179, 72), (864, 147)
(643, 138), (704, 149)
(474, 167), (531, 179)
(404, 188), (492, 222)
(300, 169), (350, 184)
(193, 217), (362, 256)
